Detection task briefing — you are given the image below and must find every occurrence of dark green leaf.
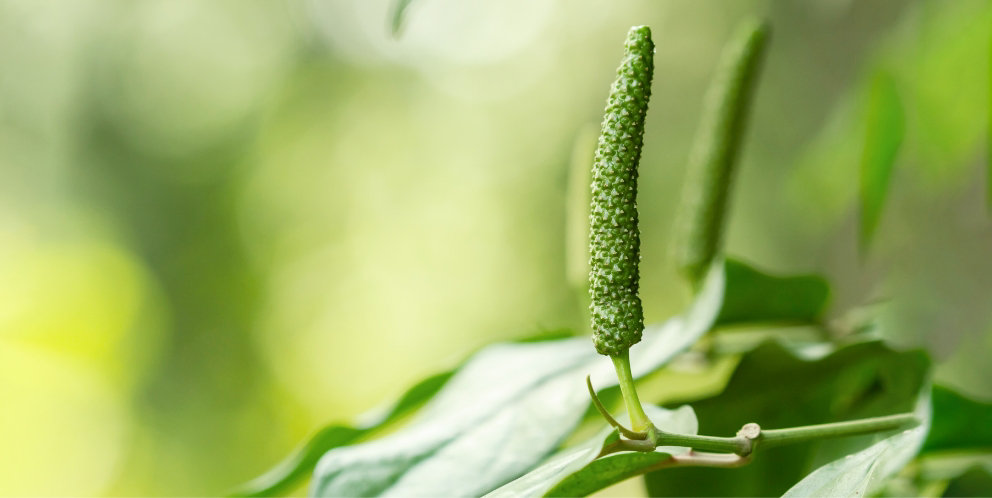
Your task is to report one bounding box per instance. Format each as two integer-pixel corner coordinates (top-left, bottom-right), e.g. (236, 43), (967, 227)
(230, 371), (454, 496)
(548, 451), (671, 498)
(486, 404), (696, 498)
(924, 384), (992, 453)
(717, 258), (829, 326)
(309, 262), (726, 497)
(782, 391), (930, 497)
(859, 70), (904, 250)
(645, 339), (930, 497)
(943, 464), (992, 497)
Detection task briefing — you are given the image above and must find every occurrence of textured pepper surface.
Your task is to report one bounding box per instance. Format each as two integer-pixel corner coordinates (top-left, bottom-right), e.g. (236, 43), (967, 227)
(589, 26), (654, 357)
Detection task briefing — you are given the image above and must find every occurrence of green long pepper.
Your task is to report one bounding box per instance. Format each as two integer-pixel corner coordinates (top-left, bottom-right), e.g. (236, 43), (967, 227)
(589, 26), (654, 357)
(674, 20), (769, 287)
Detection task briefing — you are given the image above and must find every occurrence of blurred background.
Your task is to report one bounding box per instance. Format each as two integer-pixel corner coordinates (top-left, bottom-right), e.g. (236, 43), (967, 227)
(0, 0), (988, 495)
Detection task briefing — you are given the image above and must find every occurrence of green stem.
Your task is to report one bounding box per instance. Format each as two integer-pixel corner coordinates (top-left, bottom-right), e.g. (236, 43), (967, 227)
(610, 351), (652, 432)
(646, 412), (918, 456)
(756, 413), (917, 449)
(654, 432), (751, 455)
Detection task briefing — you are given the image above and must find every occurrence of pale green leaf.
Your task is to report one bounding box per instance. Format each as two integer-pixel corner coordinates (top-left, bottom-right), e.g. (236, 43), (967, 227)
(232, 330), (576, 497)
(309, 262), (725, 497)
(782, 390), (931, 498)
(485, 404), (696, 498)
(230, 371), (454, 496)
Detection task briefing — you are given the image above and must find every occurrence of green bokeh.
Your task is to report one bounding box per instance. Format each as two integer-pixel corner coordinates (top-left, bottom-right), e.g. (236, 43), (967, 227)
(0, 0), (988, 495)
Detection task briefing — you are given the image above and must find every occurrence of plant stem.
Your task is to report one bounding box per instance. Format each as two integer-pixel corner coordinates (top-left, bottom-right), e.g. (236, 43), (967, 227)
(610, 351), (652, 432)
(756, 412), (918, 449)
(646, 412), (919, 456)
(654, 432), (751, 455)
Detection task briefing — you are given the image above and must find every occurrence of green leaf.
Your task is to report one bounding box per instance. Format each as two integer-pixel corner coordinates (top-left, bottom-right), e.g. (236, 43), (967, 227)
(716, 258), (829, 326)
(920, 453), (992, 481)
(390, 0), (415, 37)
(943, 464), (992, 497)
(546, 407), (696, 498)
(869, 383), (992, 497)
(782, 390), (931, 497)
(486, 404), (696, 498)
(923, 384), (992, 453)
(486, 428), (622, 498)
(645, 339), (930, 497)
(547, 451), (672, 498)
(230, 371), (455, 496)
(254, 257), (829, 497)
(233, 327), (583, 496)
(309, 262), (726, 497)
(859, 70), (904, 250)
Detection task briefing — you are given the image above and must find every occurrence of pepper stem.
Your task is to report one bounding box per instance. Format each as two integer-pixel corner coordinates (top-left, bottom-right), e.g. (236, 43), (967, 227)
(610, 350), (652, 432)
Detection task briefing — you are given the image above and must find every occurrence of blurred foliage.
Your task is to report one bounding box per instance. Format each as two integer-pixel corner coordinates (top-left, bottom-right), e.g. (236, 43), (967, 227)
(0, 0), (990, 496)
(925, 384), (992, 454)
(714, 258), (828, 326)
(858, 70), (904, 249)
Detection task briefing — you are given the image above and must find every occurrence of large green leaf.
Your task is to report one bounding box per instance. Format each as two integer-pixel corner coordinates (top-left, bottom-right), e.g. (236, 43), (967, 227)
(232, 328), (575, 497)
(868, 384), (992, 497)
(914, 384), (992, 496)
(923, 383), (992, 453)
(230, 370), (455, 496)
(241, 256), (826, 497)
(859, 70), (904, 250)
(486, 404), (697, 498)
(782, 390), (931, 497)
(645, 339), (930, 497)
(309, 262), (726, 497)
(716, 259), (829, 326)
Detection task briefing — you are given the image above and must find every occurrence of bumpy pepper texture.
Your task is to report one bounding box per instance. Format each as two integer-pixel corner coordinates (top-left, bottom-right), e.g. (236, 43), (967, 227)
(589, 26), (654, 357)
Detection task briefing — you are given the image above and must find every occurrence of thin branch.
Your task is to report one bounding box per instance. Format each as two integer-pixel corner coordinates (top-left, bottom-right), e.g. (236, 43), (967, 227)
(598, 412), (918, 457)
(756, 412), (918, 449)
(586, 376), (648, 440)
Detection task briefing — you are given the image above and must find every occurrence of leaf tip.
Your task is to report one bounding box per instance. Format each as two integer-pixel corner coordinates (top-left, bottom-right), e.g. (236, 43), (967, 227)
(389, 0), (415, 38)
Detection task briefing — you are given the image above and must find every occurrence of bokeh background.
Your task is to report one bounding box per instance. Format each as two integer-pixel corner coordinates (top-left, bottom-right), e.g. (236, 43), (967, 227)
(0, 0), (989, 495)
